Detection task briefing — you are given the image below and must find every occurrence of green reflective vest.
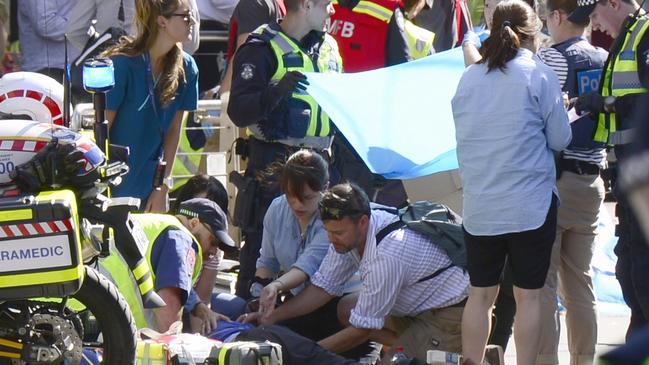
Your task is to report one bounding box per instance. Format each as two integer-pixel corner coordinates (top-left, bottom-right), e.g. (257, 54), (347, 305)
(247, 24), (343, 142)
(100, 214), (202, 329)
(172, 114), (203, 191)
(404, 20), (435, 60)
(595, 15), (649, 144)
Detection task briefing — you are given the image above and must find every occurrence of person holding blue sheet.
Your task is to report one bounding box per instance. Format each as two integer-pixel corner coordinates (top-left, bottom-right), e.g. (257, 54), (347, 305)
(452, 1), (571, 364)
(226, 0), (342, 301)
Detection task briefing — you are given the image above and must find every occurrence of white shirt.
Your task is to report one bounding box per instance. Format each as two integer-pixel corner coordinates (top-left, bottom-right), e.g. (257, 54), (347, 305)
(311, 209), (469, 330)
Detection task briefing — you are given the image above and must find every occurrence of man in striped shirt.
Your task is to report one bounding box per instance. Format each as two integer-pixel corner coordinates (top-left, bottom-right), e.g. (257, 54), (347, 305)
(257, 182), (469, 360)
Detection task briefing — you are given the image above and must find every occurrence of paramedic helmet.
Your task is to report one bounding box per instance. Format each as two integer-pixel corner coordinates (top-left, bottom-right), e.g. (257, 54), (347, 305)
(0, 72), (66, 125)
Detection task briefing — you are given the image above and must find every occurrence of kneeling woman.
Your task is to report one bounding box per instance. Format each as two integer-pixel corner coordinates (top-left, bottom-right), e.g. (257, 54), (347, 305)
(245, 149), (343, 340)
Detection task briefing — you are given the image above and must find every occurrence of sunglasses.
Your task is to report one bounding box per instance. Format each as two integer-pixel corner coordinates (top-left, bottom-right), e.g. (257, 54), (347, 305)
(201, 222), (219, 247)
(318, 203), (367, 220)
(170, 12), (194, 24)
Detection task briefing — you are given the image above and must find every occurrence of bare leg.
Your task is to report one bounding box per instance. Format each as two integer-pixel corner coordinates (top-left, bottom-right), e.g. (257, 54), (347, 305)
(462, 285), (500, 363)
(513, 286), (542, 365)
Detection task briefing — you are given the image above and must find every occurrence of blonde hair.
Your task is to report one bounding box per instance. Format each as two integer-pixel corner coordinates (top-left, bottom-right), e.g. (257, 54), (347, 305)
(104, 0), (186, 106)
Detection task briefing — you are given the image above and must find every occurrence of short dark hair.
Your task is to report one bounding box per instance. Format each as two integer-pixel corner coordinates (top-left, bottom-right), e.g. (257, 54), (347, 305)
(319, 182), (370, 222)
(480, 0), (540, 72)
(547, 0), (589, 26)
(279, 150), (329, 202)
(172, 174), (229, 214)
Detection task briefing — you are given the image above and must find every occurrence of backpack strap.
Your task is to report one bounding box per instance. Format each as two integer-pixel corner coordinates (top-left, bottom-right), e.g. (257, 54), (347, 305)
(416, 263), (454, 283)
(375, 220), (406, 245)
(375, 219), (455, 284)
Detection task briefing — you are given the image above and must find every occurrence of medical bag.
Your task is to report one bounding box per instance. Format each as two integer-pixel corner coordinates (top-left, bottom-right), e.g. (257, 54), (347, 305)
(0, 189), (83, 299)
(213, 341), (282, 365)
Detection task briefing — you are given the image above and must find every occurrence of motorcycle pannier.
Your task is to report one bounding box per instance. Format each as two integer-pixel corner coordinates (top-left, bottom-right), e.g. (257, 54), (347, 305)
(0, 190), (83, 299)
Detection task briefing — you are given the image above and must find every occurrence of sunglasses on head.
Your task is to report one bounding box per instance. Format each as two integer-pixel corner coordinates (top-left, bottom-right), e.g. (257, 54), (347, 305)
(318, 202), (366, 220)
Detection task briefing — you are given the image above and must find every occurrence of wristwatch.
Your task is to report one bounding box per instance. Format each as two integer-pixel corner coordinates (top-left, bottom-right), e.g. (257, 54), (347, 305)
(603, 96), (616, 113)
(162, 176), (174, 190)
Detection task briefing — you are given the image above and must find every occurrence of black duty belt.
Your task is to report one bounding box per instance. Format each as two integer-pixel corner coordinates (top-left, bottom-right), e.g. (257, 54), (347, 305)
(559, 158), (600, 175)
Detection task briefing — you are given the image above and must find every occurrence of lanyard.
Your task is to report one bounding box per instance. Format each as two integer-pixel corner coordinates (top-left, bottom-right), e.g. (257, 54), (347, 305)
(143, 53), (166, 159)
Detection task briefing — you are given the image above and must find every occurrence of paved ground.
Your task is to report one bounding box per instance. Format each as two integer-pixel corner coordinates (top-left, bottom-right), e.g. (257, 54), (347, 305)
(503, 312), (629, 364)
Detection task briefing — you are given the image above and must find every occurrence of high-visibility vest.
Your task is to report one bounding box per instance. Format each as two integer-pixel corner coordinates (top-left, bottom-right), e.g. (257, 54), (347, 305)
(328, 0), (401, 72)
(172, 115), (203, 191)
(404, 20), (435, 60)
(100, 214), (203, 329)
(246, 23), (342, 142)
(595, 15), (649, 145)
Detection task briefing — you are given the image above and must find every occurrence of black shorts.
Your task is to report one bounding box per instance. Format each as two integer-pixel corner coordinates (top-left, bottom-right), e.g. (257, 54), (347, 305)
(463, 195), (558, 289)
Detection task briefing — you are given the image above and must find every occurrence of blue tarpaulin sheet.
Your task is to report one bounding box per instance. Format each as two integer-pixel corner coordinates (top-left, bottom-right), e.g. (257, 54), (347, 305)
(304, 47), (466, 180)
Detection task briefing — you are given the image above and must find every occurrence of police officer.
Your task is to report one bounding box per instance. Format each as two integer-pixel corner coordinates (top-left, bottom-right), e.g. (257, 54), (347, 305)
(536, 0), (608, 363)
(570, 0), (649, 338)
(227, 0), (342, 298)
(100, 198), (237, 333)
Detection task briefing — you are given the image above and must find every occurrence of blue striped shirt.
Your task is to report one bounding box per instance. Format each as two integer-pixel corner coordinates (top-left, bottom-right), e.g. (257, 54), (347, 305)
(452, 48), (572, 235)
(311, 209), (469, 330)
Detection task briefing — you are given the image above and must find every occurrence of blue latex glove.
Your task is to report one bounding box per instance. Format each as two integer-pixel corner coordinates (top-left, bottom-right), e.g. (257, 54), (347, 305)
(463, 26), (490, 48)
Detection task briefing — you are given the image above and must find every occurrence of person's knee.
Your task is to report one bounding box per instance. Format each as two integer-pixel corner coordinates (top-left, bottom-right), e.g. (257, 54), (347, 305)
(513, 286), (541, 306)
(467, 285), (499, 309)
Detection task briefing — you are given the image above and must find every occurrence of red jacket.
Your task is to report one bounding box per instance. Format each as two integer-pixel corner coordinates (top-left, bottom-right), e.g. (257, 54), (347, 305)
(327, 0), (402, 72)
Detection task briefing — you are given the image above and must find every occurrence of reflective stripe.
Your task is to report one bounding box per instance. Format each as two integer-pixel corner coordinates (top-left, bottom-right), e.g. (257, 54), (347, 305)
(0, 351), (20, 359)
(611, 70), (646, 90)
(247, 24), (342, 141)
(172, 114), (203, 191)
(0, 266), (83, 288)
(100, 214), (202, 329)
(596, 15), (649, 144)
(0, 338), (23, 350)
(608, 128), (636, 145)
(622, 17), (649, 53)
(133, 259), (149, 279)
(353, 0), (392, 22)
(404, 20), (435, 60)
(137, 272), (154, 294)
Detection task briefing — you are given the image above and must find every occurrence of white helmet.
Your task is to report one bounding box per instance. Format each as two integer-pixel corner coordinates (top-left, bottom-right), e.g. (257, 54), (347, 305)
(0, 72), (66, 125)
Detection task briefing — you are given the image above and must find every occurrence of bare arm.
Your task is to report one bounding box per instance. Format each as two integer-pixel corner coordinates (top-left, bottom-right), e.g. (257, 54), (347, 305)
(259, 267), (308, 316)
(144, 110), (184, 212)
(193, 268), (217, 302)
(154, 287), (184, 332)
(262, 283), (333, 324)
(463, 43), (482, 67)
(318, 327), (372, 353)
(219, 33), (249, 95)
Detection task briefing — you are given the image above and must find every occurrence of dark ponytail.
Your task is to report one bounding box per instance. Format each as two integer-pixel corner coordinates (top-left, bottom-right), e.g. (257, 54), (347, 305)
(480, 0), (539, 72)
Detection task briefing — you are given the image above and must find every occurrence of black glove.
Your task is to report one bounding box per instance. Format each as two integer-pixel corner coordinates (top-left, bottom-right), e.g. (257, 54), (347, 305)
(56, 143), (86, 177)
(274, 71), (309, 97)
(9, 141), (57, 192)
(575, 92), (605, 115)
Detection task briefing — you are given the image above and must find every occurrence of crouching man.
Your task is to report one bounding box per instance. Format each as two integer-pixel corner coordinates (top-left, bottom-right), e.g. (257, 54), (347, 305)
(250, 182), (469, 360)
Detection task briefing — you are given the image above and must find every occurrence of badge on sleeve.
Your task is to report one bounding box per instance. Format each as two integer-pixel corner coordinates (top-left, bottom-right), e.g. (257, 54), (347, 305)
(186, 249), (196, 274)
(241, 63), (256, 80)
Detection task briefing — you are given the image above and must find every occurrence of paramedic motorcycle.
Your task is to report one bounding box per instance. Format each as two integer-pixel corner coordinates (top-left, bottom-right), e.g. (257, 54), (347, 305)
(0, 72), (161, 365)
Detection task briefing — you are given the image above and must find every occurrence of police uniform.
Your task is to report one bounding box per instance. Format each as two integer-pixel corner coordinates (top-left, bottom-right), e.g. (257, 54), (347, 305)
(227, 22), (342, 298)
(577, 8), (649, 335)
(538, 36), (608, 364)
